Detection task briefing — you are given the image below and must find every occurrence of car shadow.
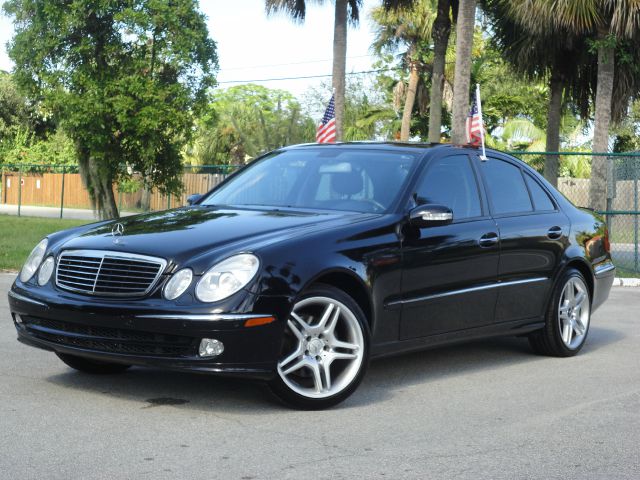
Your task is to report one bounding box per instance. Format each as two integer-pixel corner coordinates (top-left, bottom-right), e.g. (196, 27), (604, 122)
(44, 326), (623, 412)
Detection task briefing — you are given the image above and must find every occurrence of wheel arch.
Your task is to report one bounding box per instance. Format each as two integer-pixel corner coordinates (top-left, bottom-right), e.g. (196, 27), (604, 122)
(304, 269), (373, 330)
(563, 258), (594, 302)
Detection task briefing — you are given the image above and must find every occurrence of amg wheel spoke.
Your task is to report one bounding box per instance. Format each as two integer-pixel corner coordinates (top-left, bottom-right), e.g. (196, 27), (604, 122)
(321, 360), (332, 391)
(310, 360), (323, 393)
(562, 320), (573, 344)
(574, 291), (586, 308)
(324, 306), (340, 336)
(331, 339), (359, 353)
(281, 357), (307, 376)
(565, 281), (575, 303)
(287, 319), (305, 342)
(279, 344), (304, 370)
(574, 317), (587, 335)
(331, 351), (358, 361)
(317, 303), (335, 331)
(290, 312), (311, 335)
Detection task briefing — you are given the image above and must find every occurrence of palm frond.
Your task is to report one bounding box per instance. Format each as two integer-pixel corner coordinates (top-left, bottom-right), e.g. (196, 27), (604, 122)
(265, 0), (325, 22)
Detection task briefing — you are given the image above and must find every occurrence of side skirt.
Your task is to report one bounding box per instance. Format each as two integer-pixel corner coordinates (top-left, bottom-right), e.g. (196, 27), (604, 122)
(370, 318), (545, 359)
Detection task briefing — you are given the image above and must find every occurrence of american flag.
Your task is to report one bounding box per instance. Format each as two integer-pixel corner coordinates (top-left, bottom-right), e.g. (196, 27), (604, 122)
(466, 94), (483, 147)
(316, 94), (336, 143)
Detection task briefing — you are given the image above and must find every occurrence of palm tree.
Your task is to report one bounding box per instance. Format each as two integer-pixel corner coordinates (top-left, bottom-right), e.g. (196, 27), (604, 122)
(501, 0), (640, 210)
(266, 0), (362, 142)
(484, 0), (594, 186)
(449, 0), (476, 144)
(428, 0), (456, 142)
(371, 1), (437, 140)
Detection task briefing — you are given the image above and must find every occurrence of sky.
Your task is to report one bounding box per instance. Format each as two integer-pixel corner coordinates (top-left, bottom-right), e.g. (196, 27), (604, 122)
(0, 0), (380, 99)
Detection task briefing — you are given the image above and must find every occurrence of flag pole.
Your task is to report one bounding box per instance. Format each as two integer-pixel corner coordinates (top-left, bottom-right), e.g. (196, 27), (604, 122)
(476, 84), (487, 161)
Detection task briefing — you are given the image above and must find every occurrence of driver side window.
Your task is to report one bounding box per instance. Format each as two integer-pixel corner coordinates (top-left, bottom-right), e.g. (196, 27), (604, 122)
(414, 155), (482, 220)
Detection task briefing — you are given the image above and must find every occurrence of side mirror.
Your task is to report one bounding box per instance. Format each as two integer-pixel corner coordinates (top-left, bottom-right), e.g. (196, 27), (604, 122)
(409, 204), (453, 227)
(186, 193), (203, 206)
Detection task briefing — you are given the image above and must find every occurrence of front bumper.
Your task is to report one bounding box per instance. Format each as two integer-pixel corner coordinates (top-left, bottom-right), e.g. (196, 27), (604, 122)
(8, 286), (290, 380)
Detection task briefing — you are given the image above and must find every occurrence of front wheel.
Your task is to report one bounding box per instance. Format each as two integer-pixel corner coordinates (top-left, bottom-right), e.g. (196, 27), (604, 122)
(268, 284), (370, 409)
(56, 352), (132, 374)
(529, 268), (591, 357)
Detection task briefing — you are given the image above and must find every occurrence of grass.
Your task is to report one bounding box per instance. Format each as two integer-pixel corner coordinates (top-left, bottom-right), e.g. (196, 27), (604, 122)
(0, 214), (87, 271)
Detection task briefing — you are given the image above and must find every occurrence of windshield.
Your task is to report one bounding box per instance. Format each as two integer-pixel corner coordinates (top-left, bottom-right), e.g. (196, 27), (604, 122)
(201, 148), (418, 213)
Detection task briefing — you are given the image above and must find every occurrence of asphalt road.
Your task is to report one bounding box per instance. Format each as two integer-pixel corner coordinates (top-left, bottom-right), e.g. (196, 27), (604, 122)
(1, 273), (638, 480)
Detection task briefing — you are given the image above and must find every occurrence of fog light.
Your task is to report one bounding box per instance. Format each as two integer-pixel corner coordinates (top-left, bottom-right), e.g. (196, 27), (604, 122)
(198, 338), (224, 358)
(14, 314), (22, 324)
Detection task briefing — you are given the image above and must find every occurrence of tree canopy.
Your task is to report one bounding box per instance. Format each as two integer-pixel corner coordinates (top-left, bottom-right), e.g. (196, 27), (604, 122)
(3, 0), (218, 218)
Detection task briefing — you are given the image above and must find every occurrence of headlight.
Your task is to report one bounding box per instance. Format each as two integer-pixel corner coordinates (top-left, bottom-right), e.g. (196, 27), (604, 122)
(20, 239), (48, 283)
(37, 256), (55, 286)
(164, 268), (193, 300)
(195, 254), (259, 302)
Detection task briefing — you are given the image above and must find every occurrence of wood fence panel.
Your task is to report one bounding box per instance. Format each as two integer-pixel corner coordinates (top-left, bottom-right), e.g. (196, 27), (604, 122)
(1, 171), (231, 211)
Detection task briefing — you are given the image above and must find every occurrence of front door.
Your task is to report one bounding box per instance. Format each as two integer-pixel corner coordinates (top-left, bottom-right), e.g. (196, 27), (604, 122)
(399, 154), (500, 339)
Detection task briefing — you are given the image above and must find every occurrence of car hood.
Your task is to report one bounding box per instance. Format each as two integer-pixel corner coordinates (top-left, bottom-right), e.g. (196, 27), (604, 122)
(58, 206), (368, 270)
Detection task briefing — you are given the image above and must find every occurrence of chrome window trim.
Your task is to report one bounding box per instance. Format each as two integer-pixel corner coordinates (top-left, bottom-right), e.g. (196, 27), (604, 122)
(388, 277), (548, 307)
(55, 249), (167, 297)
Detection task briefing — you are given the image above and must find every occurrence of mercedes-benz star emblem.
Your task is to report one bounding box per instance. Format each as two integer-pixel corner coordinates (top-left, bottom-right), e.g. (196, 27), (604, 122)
(111, 223), (125, 236)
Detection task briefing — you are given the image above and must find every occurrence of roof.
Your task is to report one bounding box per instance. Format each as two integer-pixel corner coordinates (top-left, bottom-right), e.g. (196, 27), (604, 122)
(283, 141), (491, 154)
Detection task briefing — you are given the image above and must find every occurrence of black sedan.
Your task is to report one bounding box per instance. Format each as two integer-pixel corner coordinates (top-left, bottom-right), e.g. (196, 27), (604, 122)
(8, 143), (616, 408)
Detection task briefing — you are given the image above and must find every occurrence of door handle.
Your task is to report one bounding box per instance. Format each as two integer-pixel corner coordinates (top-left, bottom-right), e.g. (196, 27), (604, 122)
(547, 226), (563, 239)
(479, 232), (499, 248)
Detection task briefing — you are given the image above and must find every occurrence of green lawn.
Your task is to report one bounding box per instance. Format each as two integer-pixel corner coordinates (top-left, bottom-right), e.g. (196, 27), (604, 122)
(0, 215), (87, 271)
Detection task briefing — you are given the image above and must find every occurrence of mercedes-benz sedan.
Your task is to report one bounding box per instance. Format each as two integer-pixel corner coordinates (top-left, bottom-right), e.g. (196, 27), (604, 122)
(8, 143), (616, 408)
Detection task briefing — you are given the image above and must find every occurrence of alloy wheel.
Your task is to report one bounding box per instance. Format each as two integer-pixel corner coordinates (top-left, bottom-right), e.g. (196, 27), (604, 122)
(557, 276), (590, 349)
(277, 296), (365, 399)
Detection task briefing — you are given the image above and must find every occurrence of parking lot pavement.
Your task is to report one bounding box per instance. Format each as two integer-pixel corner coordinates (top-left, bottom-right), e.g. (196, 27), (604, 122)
(1, 273), (638, 480)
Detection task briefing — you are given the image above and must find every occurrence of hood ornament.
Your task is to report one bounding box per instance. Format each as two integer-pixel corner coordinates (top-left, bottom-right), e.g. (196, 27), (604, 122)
(111, 223), (125, 236)
(111, 223), (125, 244)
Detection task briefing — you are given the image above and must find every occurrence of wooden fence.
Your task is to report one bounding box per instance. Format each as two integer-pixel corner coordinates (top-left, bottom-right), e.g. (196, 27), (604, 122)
(0, 171), (229, 211)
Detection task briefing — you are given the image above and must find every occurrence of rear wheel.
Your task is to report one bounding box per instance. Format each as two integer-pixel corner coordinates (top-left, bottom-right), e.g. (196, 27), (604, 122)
(529, 268), (591, 356)
(56, 352), (131, 374)
(269, 284), (370, 409)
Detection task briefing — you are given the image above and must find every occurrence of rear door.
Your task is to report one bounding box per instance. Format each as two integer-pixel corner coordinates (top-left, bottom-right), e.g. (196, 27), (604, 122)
(398, 153), (500, 339)
(475, 154), (570, 322)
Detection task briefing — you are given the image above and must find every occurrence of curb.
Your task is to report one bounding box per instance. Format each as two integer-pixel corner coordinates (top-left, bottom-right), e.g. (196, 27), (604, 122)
(612, 277), (640, 287)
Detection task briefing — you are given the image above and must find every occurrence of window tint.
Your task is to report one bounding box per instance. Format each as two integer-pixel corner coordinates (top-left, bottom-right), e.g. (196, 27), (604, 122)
(414, 155), (482, 220)
(525, 174), (555, 211)
(481, 159), (532, 215)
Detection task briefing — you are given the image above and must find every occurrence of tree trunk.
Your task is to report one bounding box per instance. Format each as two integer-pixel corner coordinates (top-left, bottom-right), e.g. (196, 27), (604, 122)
(400, 58), (420, 141)
(140, 185), (152, 212)
(428, 0), (451, 143)
(78, 150), (119, 219)
(544, 75), (563, 187)
(332, 0), (347, 142)
(590, 43), (615, 211)
(450, 0), (476, 145)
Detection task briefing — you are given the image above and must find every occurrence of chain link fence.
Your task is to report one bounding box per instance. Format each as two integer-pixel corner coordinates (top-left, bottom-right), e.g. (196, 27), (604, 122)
(512, 152), (640, 276)
(2, 152), (639, 275)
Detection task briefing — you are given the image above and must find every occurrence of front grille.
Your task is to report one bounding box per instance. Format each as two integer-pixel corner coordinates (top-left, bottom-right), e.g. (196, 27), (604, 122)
(22, 316), (197, 357)
(56, 250), (167, 297)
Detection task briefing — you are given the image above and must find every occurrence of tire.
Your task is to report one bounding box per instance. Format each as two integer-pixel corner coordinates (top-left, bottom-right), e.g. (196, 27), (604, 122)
(268, 284), (370, 409)
(529, 268), (591, 357)
(56, 352), (132, 374)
